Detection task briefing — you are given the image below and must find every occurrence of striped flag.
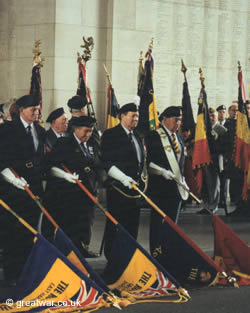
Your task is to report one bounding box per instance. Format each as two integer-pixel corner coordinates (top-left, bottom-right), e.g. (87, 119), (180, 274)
(192, 86), (212, 194)
(234, 67), (250, 199)
(105, 83), (120, 129)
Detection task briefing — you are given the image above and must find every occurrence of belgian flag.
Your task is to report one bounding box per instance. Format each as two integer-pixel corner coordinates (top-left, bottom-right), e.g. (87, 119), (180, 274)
(234, 66), (250, 200)
(105, 83), (120, 129)
(192, 86), (212, 194)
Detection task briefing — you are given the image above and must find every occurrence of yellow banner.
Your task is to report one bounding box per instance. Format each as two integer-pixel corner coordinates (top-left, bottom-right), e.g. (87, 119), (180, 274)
(0, 259), (82, 312)
(108, 249), (157, 293)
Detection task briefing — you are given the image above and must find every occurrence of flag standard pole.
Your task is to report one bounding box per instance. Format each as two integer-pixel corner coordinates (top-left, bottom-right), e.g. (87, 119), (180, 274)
(0, 199), (37, 235)
(131, 184), (228, 276)
(10, 168), (59, 230)
(61, 164), (118, 226)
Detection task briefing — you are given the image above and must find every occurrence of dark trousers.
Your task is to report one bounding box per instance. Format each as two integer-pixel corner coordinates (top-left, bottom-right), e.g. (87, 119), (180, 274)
(103, 188), (141, 262)
(43, 187), (95, 250)
(1, 188), (41, 282)
(149, 196), (181, 254)
(219, 170), (227, 204)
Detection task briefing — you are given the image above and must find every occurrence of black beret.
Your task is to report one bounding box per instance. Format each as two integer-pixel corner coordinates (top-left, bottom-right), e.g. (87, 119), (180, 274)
(119, 103), (139, 115)
(71, 116), (96, 128)
(46, 107), (65, 123)
(16, 94), (40, 108)
(159, 106), (182, 121)
(67, 96), (87, 110)
(216, 105), (226, 112)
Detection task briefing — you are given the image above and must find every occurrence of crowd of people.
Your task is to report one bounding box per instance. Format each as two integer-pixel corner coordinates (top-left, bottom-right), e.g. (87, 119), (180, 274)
(0, 93), (249, 287)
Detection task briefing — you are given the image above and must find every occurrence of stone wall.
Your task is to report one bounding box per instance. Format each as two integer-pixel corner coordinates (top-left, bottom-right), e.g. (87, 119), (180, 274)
(0, 0), (249, 129)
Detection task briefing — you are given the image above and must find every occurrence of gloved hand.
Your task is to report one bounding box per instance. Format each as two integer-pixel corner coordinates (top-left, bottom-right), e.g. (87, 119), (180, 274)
(181, 177), (190, 191)
(162, 169), (175, 180)
(1, 168), (28, 190)
(108, 166), (136, 189)
(149, 162), (175, 181)
(51, 167), (78, 184)
(64, 172), (79, 184)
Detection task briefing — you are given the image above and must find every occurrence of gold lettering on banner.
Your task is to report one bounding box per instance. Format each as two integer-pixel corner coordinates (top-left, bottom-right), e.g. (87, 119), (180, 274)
(188, 268), (198, 281)
(139, 272), (152, 285)
(152, 246), (162, 258)
(53, 281), (69, 295)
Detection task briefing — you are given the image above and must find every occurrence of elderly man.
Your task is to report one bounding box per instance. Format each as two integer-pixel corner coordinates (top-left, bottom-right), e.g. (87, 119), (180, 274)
(0, 94), (46, 284)
(216, 105), (228, 211)
(45, 107), (68, 149)
(216, 105), (227, 125)
(100, 102), (147, 263)
(223, 104), (244, 211)
(46, 116), (100, 257)
(145, 106), (188, 253)
(67, 95), (101, 146)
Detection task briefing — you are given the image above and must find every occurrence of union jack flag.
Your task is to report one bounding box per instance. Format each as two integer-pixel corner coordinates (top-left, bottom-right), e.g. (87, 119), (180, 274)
(61, 280), (103, 310)
(132, 270), (177, 298)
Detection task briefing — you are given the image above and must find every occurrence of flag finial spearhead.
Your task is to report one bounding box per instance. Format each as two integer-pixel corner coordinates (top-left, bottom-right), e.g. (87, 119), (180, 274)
(181, 59), (187, 81)
(238, 61), (242, 72)
(32, 39), (44, 67)
(78, 36), (94, 64)
(199, 67), (205, 88)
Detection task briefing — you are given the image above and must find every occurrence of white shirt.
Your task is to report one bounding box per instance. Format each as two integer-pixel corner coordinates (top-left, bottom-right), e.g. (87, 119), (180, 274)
(20, 116), (39, 150)
(52, 128), (65, 138)
(121, 123), (142, 163)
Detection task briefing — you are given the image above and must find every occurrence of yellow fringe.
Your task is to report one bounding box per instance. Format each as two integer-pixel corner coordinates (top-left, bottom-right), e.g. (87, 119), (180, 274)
(120, 287), (190, 305)
(208, 271), (221, 287)
(42, 299), (111, 313)
(232, 270), (250, 279)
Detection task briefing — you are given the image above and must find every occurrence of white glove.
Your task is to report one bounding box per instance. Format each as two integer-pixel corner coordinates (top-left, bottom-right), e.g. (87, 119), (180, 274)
(180, 177), (190, 192)
(108, 166), (136, 189)
(149, 162), (175, 181)
(162, 169), (175, 180)
(51, 167), (79, 184)
(1, 168), (28, 190)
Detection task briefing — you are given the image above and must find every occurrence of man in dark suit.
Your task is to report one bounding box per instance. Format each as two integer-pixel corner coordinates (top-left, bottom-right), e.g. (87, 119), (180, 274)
(45, 116), (100, 257)
(216, 105), (228, 211)
(45, 107), (68, 149)
(67, 95), (101, 146)
(0, 94), (46, 284)
(145, 106), (188, 253)
(100, 102), (147, 263)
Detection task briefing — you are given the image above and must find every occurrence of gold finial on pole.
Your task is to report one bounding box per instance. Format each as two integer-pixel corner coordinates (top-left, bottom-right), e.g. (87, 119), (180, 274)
(199, 67), (205, 88)
(78, 36), (94, 64)
(181, 59), (187, 82)
(32, 39), (44, 67)
(103, 64), (112, 86)
(148, 38), (154, 53)
(145, 38), (154, 60)
(238, 60), (242, 72)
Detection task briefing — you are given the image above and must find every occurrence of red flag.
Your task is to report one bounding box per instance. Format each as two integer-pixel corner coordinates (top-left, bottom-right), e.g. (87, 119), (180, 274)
(234, 67), (250, 200)
(212, 215), (250, 286)
(192, 86), (212, 194)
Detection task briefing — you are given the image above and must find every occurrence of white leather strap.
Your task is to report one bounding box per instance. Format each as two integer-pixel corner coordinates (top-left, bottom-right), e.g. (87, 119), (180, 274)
(156, 128), (189, 200)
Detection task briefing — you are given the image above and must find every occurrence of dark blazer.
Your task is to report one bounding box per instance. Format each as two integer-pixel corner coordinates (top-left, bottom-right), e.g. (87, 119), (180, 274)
(145, 125), (185, 198)
(101, 123), (145, 196)
(0, 117), (46, 193)
(45, 128), (59, 150)
(47, 133), (100, 196)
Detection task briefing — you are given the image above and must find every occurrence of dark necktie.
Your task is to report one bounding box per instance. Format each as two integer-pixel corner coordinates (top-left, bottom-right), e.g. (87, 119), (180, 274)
(128, 132), (137, 155)
(26, 125), (35, 150)
(80, 143), (92, 160)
